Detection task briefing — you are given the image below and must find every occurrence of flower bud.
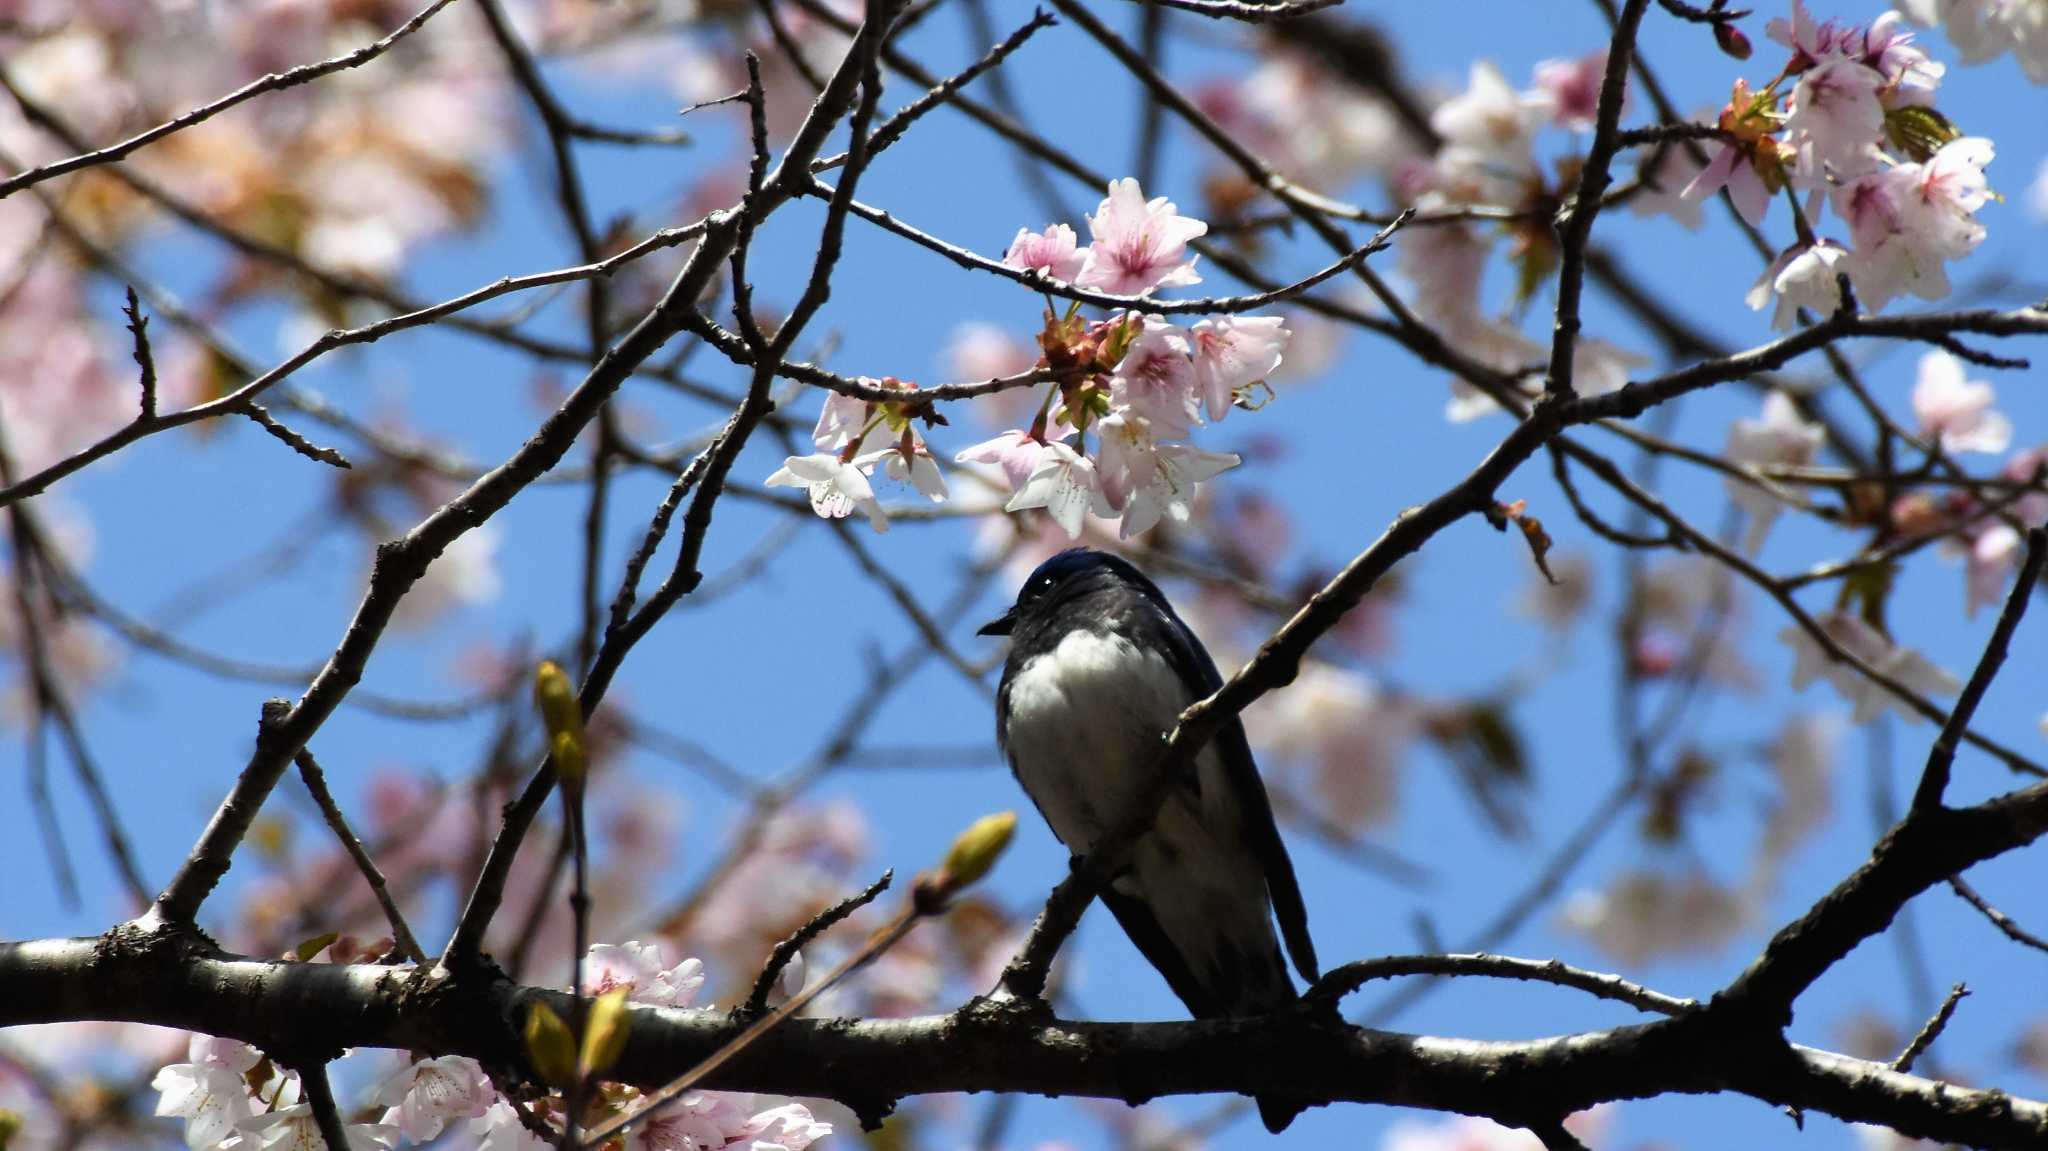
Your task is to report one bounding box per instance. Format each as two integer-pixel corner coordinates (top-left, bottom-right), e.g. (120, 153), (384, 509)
(523, 1000), (577, 1086)
(552, 730), (587, 786)
(534, 661), (587, 784)
(1714, 21), (1751, 60)
(940, 811), (1017, 891)
(580, 987), (632, 1078)
(533, 660), (584, 745)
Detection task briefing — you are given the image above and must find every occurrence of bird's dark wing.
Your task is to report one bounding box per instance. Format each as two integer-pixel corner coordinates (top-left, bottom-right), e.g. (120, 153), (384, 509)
(1126, 599), (1320, 984)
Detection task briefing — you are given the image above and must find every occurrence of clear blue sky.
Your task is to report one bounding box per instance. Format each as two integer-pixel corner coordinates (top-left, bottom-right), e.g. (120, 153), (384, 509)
(5, 2), (2046, 1149)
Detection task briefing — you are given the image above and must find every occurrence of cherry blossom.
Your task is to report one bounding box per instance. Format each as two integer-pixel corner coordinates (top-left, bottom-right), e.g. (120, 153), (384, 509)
(858, 438), (950, 504)
(1562, 868), (1754, 964)
(151, 1034), (263, 1151)
(240, 1103), (397, 1150)
(1526, 50), (1616, 132)
(1108, 439), (1240, 540)
(1782, 53), (1886, 178)
(1245, 663), (1409, 829)
(737, 1103), (833, 1151)
(1896, 0), (2048, 82)
(765, 454), (889, 532)
(1779, 612), (1960, 725)
(623, 1090), (751, 1151)
(1833, 136), (1995, 310)
(374, 1054), (494, 1142)
(1005, 440), (1105, 539)
(1108, 319), (1200, 436)
(1630, 145), (1709, 229)
(1746, 241), (1850, 330)
(1911, 349), (2012, 453)
(811, 391), (874, 454)
(1963, 523), (2022, 617)
(1724, 391), (1825, 553)
(456, 1098), (553, 1150)
(1002, 224), (1087, 283)
(1188, 316), (1288, 422)
(1431, 60), (1537, 164)
(1681, 80), (1784, 226)
(582, 941), (706, 1007)
(1075, 179), (1206, 296)
(955, 429), (1067, 492)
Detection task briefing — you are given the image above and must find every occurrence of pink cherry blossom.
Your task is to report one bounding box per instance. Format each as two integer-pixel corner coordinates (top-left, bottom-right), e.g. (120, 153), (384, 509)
(1075, 179), (1207, 296)
(1912, 349), (2012, 453)
(1109, 318), (1200, 437)
(1682, 139), (1775, 226)
(1783, 54), (1886, 178)
(624, 1091), (752, 1151)
(955, 429), (1065, 491)
(1188, 315), (1288, 421)
(1527, 50), (1615, 132)
(1003, 223), (1087, 283)
(1767, 0), (1843, 65)
(582, 941), (706, 1006)
(1857, 12), (1945, 103)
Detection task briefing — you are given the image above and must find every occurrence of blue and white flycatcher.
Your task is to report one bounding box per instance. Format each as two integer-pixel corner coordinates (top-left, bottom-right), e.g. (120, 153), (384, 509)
(980, 548), (1318, 1132)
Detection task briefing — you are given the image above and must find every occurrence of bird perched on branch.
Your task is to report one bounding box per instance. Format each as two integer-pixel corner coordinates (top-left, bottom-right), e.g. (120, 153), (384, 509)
(980, 548), (1318, 1132)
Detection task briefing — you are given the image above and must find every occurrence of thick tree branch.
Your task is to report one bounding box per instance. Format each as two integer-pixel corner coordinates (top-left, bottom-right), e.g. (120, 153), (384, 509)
(1, 931), (2043, 1147)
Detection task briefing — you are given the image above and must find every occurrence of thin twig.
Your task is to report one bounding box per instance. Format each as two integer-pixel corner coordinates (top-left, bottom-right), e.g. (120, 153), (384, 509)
(1890, 983), (1968, 1074)
(294, 749), (427, 965)
(1947, 876), (2048, 954)
(1909, 526), (2047, 812)
(743, 871), (894, 1016)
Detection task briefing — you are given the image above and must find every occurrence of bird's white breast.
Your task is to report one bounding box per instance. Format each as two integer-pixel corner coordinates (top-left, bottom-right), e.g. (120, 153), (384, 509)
(1005, 629), (1221, 853)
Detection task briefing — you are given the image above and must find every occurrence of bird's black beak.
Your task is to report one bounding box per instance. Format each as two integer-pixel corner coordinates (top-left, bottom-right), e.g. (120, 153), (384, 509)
(977, 608), (1015, 637)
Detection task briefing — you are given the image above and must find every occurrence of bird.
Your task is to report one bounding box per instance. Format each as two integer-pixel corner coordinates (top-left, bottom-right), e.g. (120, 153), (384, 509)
(979, 547), (1318, 1132)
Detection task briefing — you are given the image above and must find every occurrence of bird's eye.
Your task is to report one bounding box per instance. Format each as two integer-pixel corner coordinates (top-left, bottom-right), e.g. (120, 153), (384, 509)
(1024, 575), (1056, 601)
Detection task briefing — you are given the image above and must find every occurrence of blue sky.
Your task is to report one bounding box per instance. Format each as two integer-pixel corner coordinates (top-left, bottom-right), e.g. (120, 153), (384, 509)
(6, 1), (2047, 1148)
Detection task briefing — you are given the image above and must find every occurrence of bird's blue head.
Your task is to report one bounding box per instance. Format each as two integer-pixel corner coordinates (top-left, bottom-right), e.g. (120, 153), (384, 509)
(976, 548), (1163, 637)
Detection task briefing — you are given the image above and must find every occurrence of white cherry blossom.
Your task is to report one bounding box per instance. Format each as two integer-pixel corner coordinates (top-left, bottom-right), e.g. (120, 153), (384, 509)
(1724, 391), (1825, 553)
(374, 1055), (494, 1142)
(766, 454), (889, 532)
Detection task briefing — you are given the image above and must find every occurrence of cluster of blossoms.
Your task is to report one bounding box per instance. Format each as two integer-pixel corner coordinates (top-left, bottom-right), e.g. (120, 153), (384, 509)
(1720, 349), (2034, 618)
(1684, 2), (1998, 318)
(770, 180), (1290, 539)
(1897, 0), (2048, 81)
(149, 941), (831, 1151)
